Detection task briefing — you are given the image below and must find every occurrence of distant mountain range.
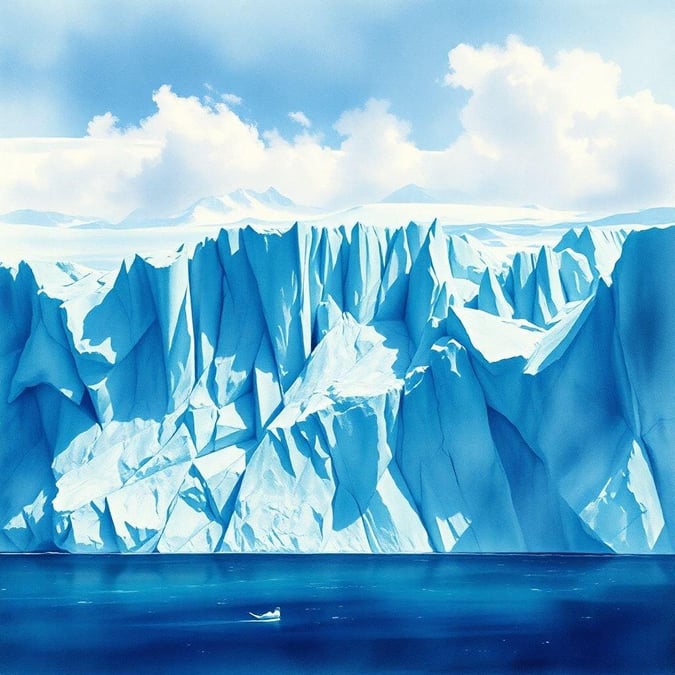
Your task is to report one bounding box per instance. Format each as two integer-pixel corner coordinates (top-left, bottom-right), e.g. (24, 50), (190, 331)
(0, 209), (110, 228)
(116, 187), (322, 229)
(585, 207), (675, 227)
(0, 187), (322, 230)
(2, 185), (674, 235)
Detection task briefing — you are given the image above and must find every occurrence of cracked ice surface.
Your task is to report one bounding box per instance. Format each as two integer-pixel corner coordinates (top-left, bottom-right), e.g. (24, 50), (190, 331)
(0, 221), (673, 553)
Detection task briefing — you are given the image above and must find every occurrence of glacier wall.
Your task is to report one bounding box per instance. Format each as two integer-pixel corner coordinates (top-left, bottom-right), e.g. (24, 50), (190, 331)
(1, 221), (673, 553)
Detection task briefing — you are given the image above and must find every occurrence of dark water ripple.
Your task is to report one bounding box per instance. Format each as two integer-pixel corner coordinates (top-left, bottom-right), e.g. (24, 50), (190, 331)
(0, 554), (674, 674)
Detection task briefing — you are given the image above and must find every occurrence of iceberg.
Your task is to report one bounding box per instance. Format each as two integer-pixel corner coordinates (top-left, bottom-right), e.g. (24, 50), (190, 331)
(0, 220), (673, 553)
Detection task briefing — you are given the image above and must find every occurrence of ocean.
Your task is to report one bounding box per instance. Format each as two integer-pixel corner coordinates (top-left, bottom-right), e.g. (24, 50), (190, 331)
(1, 553), (674, 673)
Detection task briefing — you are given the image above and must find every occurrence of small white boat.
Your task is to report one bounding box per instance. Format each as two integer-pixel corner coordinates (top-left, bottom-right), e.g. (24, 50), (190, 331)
(249, 606), (281, 622)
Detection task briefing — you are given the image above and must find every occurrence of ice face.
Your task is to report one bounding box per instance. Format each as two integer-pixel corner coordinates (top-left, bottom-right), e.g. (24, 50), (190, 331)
(0, 221), (672, 553)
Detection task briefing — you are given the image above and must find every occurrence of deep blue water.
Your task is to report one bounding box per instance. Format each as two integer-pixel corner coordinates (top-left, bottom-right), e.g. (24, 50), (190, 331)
(1, 554), (675, 674)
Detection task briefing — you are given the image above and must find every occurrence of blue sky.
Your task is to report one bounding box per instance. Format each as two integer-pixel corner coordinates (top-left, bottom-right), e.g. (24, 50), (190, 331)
(1, 1), (674, 217)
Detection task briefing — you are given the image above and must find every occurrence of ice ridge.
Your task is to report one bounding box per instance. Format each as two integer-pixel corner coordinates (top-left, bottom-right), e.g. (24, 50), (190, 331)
(0, 221), (671, 553)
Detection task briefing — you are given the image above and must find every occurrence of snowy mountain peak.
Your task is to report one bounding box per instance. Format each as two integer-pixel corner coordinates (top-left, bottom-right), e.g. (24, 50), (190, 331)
(116, 187), (309, 229)
(251, 187), (295, 207)
(224, 187), (295, 208)
(190, 196), (234, 213)
(381, 184), (438, 204)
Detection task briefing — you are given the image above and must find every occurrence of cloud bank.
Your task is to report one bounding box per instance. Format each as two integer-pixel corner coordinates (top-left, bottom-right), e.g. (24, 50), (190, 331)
(1, 37), (673, 220)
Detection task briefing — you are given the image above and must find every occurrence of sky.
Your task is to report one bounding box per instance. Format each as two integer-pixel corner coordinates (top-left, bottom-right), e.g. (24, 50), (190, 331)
(1, 0), (674, 220)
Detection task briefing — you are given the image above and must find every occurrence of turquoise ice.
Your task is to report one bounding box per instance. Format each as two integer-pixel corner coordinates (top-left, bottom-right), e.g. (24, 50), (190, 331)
(0, 222), (672, 553)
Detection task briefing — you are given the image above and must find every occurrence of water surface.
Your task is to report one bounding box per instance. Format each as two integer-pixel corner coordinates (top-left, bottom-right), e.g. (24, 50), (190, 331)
(1, 554), (674, 673)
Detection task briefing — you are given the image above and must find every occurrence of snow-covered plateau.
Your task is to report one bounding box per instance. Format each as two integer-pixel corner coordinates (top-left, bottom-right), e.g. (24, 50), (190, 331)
(1, 212), (674, 553)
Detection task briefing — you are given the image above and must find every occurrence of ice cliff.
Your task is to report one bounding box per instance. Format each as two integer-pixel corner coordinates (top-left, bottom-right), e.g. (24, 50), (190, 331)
(1, 221), (673, 553)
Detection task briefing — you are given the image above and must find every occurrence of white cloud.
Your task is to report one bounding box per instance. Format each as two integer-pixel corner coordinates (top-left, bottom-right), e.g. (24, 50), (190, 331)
(288, 111), (311, 128)
(1, 38), (674, 219)
(441, 36), (675, 210)
(221, 93), (243, 106)
(0, 88), (416, 219)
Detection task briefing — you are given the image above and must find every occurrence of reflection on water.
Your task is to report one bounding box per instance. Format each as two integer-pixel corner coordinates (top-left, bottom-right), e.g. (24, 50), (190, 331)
(1, 554), (674, 673)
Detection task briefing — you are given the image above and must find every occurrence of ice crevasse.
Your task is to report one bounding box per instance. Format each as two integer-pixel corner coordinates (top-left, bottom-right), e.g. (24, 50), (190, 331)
(0, 220), (673, 553)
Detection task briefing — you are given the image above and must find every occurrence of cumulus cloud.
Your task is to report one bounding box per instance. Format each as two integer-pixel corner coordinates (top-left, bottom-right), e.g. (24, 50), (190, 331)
(0, 88), (418, 219)
(1, 37), (673, 219)
(441, 36), (675, 210)
(288, 111), (311, 128)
